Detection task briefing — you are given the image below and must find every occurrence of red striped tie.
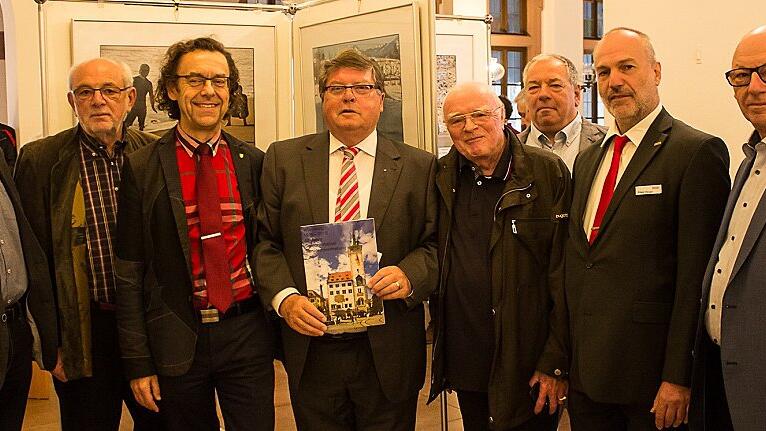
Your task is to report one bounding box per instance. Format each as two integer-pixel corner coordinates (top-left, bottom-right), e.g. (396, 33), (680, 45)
(589, 135), (629, 244)
(334, 146), (361, 222)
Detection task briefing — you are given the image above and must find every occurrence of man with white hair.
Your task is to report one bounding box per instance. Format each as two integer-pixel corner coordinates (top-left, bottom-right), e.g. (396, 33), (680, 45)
(15, 57), (160, 430)
(428, 81), (571, 430)
(518, 54), (605, 172)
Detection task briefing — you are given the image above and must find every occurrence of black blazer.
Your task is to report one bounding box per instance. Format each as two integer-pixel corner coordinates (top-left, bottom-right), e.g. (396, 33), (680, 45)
(565, 109), (730, 404)
(0, 148), (57, 388)
(255, 131), (438, 402)
(115, 129), (265, 380)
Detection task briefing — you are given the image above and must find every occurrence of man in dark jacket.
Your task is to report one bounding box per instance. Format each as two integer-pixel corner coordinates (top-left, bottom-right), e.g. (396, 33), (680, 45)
(15, 57), (160, 431)
(0, 144), (58, 431)
(429, 81), (571, 430)
(115, 37), (275, 431)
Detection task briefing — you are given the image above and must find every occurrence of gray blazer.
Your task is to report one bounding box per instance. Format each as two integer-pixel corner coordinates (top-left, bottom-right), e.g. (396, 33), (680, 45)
(690, 131), (766, 431)
(255, 131), (438, 402)
(517, 118), (606, 167)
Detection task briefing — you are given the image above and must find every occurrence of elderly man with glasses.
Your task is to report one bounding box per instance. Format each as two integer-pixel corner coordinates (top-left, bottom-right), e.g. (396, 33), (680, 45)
(15, 57), (160, 431)
(689, 25), (766, 431)
(256, 48), (438, 430)
(428, 81), (571, 431)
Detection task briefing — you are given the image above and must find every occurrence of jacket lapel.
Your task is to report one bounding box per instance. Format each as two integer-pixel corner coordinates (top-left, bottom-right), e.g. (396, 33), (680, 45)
(225, 133), (254, 210)
(436, 148), (458, 217)
(368, 134), (402, 232)
(592, 110), (671, 244)
(157, 131), (192, 275)
(729, 133), (766, 281)
(302, 132), (330, 224)
(570, 142), (608, 254)
(50, 129), (81, 259)
(578, 121), (604, 153)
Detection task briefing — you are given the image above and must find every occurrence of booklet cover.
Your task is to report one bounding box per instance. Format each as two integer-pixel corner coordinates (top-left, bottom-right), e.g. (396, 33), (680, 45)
(301, 218), (384, 334)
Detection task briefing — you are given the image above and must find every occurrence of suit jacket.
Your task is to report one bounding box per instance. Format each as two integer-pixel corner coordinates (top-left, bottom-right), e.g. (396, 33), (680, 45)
(255, 131), (438, 402)
(15, 125), (156, 380)
(565, 109), (730, 405)
(517, 117), (606, 156)
(114, 128), (267, 379)
(0, 147), (57, 389)
(689, 131), (766, 430)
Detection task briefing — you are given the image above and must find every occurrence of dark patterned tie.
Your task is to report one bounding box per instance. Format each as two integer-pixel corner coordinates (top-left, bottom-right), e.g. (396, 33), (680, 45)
(196, 143), (233, 312)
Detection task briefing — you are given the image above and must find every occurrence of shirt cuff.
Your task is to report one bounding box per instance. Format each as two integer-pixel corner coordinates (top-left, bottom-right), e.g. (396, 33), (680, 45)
(271, 287), (300, 317)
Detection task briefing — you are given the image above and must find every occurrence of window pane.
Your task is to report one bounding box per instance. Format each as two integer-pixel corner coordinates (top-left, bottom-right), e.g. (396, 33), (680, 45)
(583, 1), (594, 38)
(506, 51), (523, 84)
(490, 0), (502, 32)
(596, 1), (604, 38)
(507, 0), (522, 34)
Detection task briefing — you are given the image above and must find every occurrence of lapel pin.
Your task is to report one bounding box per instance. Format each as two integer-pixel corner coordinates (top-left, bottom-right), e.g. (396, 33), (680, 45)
(239, 153), (244, 159)
(383, 168), (388, 172)
(653, 141), (662, 146)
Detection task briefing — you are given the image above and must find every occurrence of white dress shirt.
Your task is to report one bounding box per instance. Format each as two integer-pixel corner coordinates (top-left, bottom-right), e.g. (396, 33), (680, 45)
(529, 115), (582, 172)
(706, 136), (766, 345)
(582, 104), (664, 235)
(271, 130), (379, 315)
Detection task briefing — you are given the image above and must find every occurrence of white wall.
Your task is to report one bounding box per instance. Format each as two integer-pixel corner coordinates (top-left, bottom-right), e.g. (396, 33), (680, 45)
(541, 0), (583, 73)
(604, 0), (764, 173)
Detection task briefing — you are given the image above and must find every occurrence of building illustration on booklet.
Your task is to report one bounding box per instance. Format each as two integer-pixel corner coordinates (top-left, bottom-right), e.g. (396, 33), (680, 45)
(301, 218), (385, 334)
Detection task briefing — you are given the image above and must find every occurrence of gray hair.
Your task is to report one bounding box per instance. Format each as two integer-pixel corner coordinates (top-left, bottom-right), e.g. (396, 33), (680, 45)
(68, 58), (133, 90)
(513, 89), (526, 105)
(522, 53), (580, 88)
(600, 27), (657, 63)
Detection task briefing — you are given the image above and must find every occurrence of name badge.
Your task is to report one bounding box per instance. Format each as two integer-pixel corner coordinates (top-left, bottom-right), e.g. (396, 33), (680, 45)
(635, 184), (662, 196)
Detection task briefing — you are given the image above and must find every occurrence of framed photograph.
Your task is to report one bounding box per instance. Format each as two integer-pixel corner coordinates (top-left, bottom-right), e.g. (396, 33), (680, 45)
(434, 16), (490, 156)
(70, 19), (281, 149)
(294, 3), (424, 149)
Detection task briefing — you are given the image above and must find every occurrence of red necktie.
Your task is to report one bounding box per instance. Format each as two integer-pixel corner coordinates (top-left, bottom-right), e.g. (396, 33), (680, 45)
(589, 135), (629, 244)
(196, 143), (233, 312)
(334, 146), (361, 222)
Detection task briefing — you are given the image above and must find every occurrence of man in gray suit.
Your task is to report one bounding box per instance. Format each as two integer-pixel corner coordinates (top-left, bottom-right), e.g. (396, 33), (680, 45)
(689, 25), (766, 431)
(517, 54), (605, 172)
(256, 49), (437, 430)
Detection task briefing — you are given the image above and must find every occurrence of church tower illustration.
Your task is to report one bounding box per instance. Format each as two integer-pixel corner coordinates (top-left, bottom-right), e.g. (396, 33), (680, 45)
(348, 231), (370, 312)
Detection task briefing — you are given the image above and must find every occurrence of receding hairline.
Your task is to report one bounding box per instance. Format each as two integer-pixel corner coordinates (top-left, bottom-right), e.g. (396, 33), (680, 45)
(522, 53), (580, 87)
(443, 82), (503, 117)
(68, 57), (133, 90)
(596, 27), (657, 64)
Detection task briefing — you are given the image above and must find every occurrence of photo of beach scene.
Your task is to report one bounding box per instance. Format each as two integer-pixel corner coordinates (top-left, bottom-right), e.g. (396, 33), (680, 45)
(100, 45), (256, 144)
(312, 35), (404, 143)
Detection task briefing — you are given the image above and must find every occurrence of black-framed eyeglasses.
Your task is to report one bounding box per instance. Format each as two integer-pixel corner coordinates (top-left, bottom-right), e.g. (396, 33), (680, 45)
(725, 63), (766, 87)
(445, 106), (503, 129)
(323, 84), (380, 97)
(174, 74), (230, 89)
(71, 86), (131, 102)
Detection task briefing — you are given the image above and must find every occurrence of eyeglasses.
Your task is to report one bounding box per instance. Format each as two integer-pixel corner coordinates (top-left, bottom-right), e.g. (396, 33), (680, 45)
(323, 84), (380, 97)
(445, 106), (503, 129)
(725, 63), (766, 87)
(174, 74), (230, 88)
(71, 86), (131, 102)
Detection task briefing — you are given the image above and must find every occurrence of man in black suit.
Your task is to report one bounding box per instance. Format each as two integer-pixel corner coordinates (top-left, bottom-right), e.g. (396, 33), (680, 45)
(0, 147), (58, 430)
(115, 37), (275, 430)
(565, 27), (730, 431)
(256, 49), (438, 430)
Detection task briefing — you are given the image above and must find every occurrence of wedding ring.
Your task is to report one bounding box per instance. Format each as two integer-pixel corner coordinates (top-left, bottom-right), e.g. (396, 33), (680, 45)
(558, 396), (567, 401)
(393, 281), (401, 289)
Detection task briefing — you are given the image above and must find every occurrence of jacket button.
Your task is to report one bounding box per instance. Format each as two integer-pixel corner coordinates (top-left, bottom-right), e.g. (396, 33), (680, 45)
(491, 308), (496, 316)
(489, 416), (494, 424)
(585, 263), (593, 269)
(554, 369), (562, 376)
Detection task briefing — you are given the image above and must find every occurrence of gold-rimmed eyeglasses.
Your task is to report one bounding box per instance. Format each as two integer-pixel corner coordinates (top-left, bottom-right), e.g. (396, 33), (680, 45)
(445, 106), (503, 129)
(323, 84), (380, 97)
